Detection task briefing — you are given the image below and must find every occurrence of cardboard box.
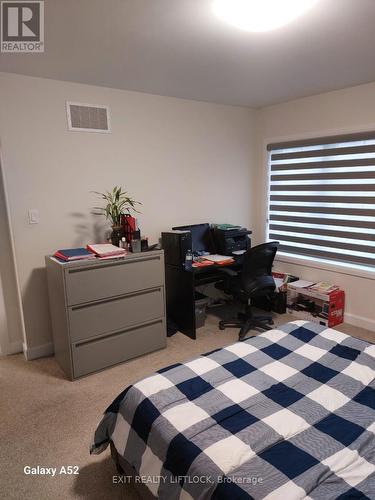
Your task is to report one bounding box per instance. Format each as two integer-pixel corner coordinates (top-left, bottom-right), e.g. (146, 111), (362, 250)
(287, 281), (345, 328)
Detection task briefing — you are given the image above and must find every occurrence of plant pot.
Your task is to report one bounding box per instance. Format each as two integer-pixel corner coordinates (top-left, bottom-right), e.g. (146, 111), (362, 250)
(111, 225), (123, 247)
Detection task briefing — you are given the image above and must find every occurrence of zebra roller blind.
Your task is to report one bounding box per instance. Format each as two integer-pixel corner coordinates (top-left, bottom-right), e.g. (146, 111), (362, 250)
(267, 132), (375, 269)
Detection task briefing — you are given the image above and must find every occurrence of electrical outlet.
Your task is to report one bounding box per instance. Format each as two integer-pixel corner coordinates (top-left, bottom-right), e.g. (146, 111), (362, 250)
(28, 209), (39, 224)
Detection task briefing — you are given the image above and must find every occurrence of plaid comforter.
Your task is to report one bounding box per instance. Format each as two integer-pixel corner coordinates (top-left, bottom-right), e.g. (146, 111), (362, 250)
(91, 321), (375, 499)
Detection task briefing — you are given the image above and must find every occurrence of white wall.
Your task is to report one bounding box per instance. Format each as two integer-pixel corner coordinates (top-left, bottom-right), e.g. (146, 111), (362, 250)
(2, 72), (375, 355)
(0, 72), (256, 353)
(0, 153), (25, 355)
(255, 81), (375, 334)
(0, 275), (8, 356)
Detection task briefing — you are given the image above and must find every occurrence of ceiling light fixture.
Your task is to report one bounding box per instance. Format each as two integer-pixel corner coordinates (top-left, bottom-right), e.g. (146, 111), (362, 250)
(213, 0), (318, 32)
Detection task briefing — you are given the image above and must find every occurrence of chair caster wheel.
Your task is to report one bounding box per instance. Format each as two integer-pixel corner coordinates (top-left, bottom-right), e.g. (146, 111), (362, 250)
(219, 322), (225, 331)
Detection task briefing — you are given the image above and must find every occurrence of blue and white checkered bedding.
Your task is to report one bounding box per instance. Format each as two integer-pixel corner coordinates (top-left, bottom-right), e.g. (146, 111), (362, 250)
(91, 321), (375, 499)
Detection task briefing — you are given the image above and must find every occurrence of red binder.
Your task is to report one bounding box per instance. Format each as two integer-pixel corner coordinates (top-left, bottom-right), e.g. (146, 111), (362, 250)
(121, 214), (136, 243)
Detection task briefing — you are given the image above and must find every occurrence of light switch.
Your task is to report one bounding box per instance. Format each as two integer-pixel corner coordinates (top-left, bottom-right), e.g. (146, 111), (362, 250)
(28, 209), (39, 224)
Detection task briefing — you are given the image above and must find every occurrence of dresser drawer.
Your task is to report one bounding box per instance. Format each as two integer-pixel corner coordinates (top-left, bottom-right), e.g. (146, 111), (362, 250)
(71, 319), (166, 378)
(65, 255), (163, 305)
(69, 287), (164, 343)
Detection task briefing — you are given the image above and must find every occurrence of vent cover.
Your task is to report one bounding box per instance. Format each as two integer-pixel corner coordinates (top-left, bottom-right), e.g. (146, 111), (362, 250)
(66, 102), (111, 133)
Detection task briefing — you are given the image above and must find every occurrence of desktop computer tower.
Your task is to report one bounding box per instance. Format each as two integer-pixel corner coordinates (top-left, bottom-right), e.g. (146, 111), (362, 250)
(161, 231), (192, 267)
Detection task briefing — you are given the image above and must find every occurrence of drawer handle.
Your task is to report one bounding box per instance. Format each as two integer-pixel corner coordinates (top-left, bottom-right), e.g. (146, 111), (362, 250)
(74, 319), (163, 347)
(70, 287), (161, 311)
(68, 256), (161, 274)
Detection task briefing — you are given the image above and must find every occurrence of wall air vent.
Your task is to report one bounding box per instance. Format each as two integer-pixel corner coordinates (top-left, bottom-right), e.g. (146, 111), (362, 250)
(66, 102), (111, 133)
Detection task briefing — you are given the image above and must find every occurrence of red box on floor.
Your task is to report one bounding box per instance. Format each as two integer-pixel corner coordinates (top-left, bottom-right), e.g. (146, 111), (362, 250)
(287, 283), (345, 328)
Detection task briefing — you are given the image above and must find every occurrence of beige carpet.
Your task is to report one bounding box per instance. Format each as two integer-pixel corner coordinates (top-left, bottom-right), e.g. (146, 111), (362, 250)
(1, 314), (374, 500)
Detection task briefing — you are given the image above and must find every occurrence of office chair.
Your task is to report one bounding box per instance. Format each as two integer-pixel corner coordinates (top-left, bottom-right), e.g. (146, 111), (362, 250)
(216, 242), (279, 341)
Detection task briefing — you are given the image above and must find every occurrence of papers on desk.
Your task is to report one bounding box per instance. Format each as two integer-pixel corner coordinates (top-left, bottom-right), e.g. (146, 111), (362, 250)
(192, 260), (215, 268)
(202, 254), (234, 264)
(202, 254), (231, 262)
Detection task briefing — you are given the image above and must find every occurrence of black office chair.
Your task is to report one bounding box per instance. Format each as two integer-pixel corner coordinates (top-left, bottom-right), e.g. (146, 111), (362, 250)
(216, 242), (279, 341)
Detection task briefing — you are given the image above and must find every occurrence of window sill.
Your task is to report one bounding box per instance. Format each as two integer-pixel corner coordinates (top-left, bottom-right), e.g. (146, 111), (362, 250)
(275, 252), (375, 281)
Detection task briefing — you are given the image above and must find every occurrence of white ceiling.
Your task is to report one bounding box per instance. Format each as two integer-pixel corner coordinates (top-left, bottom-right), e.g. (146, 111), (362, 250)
(1, 0), (375, 108)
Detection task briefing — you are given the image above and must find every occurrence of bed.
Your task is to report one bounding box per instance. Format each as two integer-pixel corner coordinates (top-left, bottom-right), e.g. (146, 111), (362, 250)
(91, 321), (375, 499)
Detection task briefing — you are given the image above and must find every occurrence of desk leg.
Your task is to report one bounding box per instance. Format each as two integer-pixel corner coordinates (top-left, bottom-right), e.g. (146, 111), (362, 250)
(165, 265), (196, 339)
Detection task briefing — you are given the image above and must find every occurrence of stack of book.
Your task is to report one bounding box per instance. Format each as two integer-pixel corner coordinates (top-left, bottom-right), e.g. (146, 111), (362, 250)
(310, 281), (340, 294)
(53, 248), (96, 262)
(86, 244), (126, 259)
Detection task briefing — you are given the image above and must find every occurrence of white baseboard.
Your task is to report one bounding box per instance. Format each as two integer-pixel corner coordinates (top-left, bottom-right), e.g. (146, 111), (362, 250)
(23, 341), (54, 360)
(344, 313), (375, 332)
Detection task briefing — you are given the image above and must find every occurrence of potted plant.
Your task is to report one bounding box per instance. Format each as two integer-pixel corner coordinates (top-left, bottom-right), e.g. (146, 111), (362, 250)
(93, 186), (141, 246)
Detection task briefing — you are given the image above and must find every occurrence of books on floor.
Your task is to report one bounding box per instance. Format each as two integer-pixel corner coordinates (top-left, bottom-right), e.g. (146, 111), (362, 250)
(287, 279), (316, 289)
(86, 243), (126, 258)
(53, 248), (96, 262)
(310, 281), (340, 294)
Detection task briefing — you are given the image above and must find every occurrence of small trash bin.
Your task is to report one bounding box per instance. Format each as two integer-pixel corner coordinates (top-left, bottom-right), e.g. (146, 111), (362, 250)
(195, 292), (209, 329)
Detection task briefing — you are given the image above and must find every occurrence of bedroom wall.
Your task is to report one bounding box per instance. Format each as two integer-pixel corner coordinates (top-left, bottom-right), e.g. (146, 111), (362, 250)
(255, 81), (375, 335)
(0, 155), (25, 355)
(0, 72), (256, 356)
(0, 276), (8, 356)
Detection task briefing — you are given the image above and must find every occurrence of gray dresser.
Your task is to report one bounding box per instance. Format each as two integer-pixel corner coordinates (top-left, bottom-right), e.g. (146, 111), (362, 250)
(45, 251), (167, 380)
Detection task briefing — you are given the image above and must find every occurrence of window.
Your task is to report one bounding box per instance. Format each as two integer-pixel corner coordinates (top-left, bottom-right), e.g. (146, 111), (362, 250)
(267, 132), (375, 270)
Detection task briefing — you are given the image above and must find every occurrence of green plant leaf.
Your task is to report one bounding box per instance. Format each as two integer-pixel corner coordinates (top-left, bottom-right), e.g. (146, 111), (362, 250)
(92, 185), (142, 222)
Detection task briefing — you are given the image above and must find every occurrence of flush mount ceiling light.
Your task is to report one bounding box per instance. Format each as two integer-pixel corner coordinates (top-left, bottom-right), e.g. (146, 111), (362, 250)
(213, 0), (318, 32)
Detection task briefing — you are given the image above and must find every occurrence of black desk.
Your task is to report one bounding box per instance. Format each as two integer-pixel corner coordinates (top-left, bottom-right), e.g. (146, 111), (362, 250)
(165, 259), (241, 339)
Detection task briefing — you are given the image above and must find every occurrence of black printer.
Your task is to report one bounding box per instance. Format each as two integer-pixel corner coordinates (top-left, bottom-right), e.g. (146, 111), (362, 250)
(212, 227), (252, 255)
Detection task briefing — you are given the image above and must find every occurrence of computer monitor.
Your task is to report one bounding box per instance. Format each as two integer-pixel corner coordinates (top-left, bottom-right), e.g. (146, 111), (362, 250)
(172, 223), (213, 254)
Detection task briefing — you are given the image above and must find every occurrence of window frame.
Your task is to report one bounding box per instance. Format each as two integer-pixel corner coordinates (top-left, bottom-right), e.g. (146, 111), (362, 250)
(265, 134), (375, 281)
